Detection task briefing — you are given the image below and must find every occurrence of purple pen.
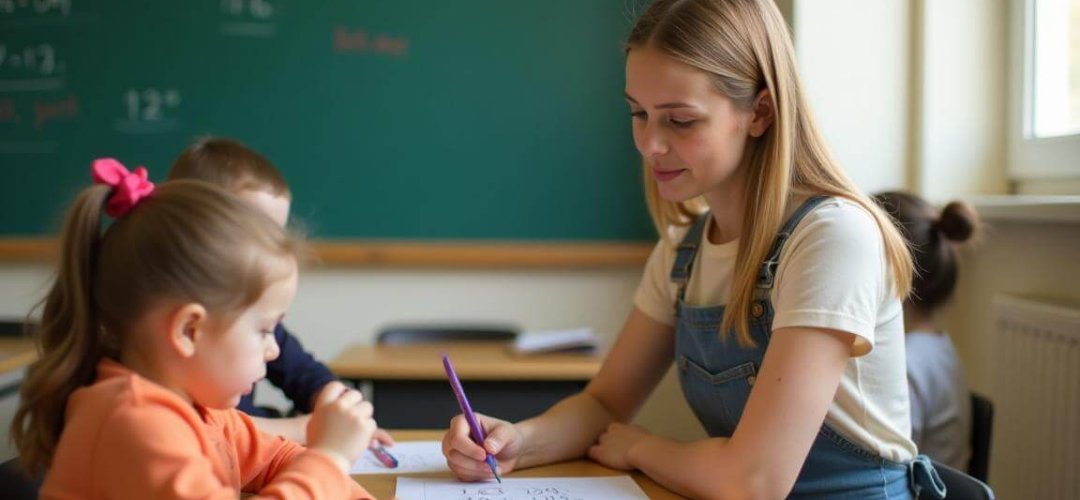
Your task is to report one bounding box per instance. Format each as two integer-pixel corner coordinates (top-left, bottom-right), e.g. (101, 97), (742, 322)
(442, 354), (502, 483)
(372, 445), (398, 468)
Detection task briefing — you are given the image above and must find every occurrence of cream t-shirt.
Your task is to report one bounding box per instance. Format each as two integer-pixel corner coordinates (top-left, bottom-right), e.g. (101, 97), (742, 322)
(634, 197), (917, 462)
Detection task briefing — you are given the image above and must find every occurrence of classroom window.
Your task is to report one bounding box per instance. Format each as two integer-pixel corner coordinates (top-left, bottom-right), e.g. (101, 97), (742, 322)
(1009, 0), (1080, 190)
(1030, 0), (1080, 138)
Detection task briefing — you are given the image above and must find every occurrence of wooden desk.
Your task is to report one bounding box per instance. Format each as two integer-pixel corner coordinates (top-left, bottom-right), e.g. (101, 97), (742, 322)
(0, 338), (35, 374)
(355, 430), (686, 499)
(0, 337), (35, 399)
(0, 339), (35, 373)
(328, 342), (602, 429)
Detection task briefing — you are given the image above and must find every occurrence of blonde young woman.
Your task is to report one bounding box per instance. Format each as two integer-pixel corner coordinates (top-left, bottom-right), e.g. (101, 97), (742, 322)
(442, 0), (944, 498)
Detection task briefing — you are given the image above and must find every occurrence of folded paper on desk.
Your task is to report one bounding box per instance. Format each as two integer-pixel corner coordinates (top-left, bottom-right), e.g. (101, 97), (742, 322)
(512, 328), (599, 355)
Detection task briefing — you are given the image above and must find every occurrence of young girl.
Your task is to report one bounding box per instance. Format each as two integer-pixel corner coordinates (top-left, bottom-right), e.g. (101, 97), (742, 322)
(442, 0), (944, 498)
(168, 137), (393, 449)
(10, 159), (377, 499)
(874, 191), (978, 471)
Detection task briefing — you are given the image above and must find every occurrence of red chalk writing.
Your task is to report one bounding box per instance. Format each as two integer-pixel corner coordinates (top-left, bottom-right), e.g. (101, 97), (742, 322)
(333, 26), (408, 58)
(33, 93), (77, 129)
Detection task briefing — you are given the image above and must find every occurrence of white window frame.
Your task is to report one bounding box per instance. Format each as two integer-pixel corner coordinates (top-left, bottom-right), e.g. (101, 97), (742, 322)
(1008, 0), (1080, 183)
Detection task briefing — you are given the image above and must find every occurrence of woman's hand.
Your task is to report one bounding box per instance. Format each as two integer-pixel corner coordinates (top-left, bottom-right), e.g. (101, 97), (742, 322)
(587, 422), (651, 471)
(441, 413), (525, 481)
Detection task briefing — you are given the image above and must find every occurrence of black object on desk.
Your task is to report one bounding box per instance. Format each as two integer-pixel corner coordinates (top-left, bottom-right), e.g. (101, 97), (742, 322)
(375, 324), (519, 345)
(371, 378), (587, 429)
(0, 319), (32, 338)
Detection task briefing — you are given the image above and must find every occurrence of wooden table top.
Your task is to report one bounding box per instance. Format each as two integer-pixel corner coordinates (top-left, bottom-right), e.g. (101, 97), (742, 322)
(353, 430), (686, 499)
(328, 342), (603, 381)
(0, 337), (35, 373)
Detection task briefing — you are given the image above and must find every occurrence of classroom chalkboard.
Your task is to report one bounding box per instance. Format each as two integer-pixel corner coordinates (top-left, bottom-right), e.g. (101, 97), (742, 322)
(0, 0), (653, 241)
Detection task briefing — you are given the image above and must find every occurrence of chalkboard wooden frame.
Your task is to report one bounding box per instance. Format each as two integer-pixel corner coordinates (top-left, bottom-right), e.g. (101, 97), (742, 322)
(0, 238), (652, 268)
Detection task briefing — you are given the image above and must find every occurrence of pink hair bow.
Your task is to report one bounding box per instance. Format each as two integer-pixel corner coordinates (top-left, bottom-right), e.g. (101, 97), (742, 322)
(91, 158), (155, 217)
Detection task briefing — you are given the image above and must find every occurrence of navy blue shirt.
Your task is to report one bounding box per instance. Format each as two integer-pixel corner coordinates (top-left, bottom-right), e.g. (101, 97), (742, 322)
(237, 323), (337, 417)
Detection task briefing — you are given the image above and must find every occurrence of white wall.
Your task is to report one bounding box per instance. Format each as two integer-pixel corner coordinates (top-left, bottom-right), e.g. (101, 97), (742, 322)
(792, 0), (911, 194)
(789, 0), (1012, 200)
(916, 0), (1010, 200)
(0, 264), (52, 315)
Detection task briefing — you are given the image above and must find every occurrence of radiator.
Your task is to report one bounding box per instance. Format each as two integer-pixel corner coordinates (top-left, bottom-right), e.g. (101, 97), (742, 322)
(992, 294), (1080, 499)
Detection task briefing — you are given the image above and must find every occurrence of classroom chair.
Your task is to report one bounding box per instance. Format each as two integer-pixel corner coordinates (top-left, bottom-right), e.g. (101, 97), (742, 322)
(932, 458), (995, 500)
(969, 392), (994, 482)
(375, 323), (519, 345)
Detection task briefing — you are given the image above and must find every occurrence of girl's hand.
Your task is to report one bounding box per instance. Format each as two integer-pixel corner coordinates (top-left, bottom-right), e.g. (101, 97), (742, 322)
(306, 381), (377, 471)
(587, 422), (651, 471)
(369, 428), (396, 449)
(311, 382), (395, 449)
(441, 413), (525, 481)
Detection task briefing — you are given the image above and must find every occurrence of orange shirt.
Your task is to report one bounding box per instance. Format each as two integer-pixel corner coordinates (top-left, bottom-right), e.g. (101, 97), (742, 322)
(41, 359), (374, 499)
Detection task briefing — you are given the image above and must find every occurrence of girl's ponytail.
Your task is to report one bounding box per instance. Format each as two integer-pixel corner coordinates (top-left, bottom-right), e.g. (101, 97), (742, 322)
(11, 185), (114, 473)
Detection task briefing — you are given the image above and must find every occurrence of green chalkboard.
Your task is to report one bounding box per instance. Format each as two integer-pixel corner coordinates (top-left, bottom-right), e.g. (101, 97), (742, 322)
(0, 0), (652, 241)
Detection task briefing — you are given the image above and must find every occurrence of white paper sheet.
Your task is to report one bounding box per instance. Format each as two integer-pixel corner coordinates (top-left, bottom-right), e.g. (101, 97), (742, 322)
(350, 441), (450, 474)
(394, 476), (650, 500)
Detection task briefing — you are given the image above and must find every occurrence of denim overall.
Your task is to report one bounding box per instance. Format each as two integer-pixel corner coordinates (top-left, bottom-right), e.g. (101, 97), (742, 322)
(672, 196), (946, 499)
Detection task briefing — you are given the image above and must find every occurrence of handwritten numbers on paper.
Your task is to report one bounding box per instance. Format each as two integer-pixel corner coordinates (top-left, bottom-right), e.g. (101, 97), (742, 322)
(452, 485), (578, 500)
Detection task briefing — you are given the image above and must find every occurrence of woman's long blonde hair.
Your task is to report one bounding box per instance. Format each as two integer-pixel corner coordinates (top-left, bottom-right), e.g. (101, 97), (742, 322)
(10, 179), (304, 473)
(628, 0), (912, 346)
